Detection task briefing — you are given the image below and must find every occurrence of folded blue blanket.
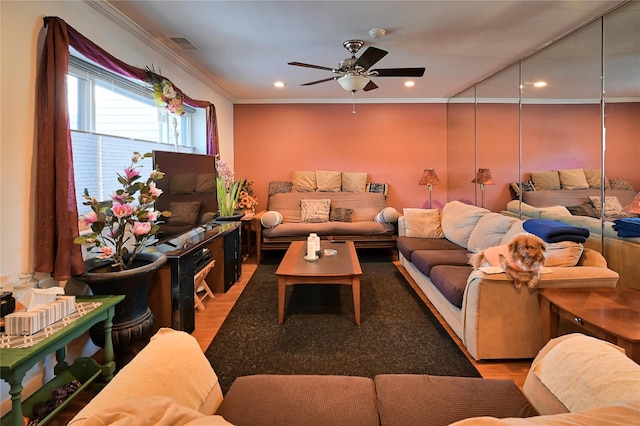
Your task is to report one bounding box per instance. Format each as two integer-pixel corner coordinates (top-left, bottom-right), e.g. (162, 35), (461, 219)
(613, 218), (640, 237)
(523, 219), (590, 243)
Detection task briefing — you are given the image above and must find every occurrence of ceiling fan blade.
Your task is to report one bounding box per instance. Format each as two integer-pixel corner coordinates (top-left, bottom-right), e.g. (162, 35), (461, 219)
(354, 46), (388, 70)
(363, 80), (378, 92)
(372, 68), (426, 77)
(301, 77), (337, 86)
(288, 62), (334, 72)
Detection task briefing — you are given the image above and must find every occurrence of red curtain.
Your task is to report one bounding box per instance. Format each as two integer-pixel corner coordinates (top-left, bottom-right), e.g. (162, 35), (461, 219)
(35, 17), (219, 280)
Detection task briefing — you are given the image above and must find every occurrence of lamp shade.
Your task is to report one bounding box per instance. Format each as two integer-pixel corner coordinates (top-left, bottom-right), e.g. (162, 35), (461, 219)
(337, 74), (369, 92)
(472, 168), (495, 185)
(419, 169), (440, 186)
(623, 192), (640, 214)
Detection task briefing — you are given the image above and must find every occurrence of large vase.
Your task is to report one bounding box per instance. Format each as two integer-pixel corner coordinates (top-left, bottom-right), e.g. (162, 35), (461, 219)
(75, 251), (167, 368)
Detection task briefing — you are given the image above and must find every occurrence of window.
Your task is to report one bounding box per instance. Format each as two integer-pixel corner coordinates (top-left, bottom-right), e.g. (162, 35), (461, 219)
(67, 56), (200, 215)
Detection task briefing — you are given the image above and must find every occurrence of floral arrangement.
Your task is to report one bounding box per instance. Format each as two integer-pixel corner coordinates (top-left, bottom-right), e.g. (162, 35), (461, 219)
(145, 66), (185, 116)
(216, 157), (244, 217)
(74, 152), (171, 271)
(236, 180), (258, 211)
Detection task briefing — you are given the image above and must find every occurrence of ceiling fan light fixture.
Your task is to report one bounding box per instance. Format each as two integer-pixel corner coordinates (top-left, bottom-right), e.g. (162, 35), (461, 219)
(337, 74), (369, 92)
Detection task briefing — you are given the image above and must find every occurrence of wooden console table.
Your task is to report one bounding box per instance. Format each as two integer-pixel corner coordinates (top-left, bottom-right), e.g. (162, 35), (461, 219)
(0, 295), (123, 426)
(538, 287), (640, 363)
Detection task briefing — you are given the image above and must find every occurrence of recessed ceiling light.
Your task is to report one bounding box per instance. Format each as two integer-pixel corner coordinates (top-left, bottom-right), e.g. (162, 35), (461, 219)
(404, 81), (415, 87)
(534, 81), (547, 88)
(274, 81), (286, 88)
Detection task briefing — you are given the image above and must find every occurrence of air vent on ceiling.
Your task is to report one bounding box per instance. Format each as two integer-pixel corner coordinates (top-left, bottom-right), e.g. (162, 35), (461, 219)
(169, 36), (197, 50)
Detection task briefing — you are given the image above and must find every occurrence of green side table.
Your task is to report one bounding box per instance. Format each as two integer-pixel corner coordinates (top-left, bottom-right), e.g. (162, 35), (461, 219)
(1, 295), (124, 426)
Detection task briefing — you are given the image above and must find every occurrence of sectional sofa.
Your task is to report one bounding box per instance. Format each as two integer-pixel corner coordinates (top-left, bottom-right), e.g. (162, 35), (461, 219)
(397, 201), (620, 360)
(68, 328), (640, 425)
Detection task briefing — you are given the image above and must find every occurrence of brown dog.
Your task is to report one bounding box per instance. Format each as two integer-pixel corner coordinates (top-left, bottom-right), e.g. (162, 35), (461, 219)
(469, 233), (547, 289)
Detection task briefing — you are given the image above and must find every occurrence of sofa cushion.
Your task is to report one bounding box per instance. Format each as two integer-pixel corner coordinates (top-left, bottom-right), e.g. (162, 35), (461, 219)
(375, 374), (538, 426)
(411, 250), (471, 277)
(291, 171), (317, 192)
(316, 170), (341, 192)
(558, 168), (589, 190)
(329, 207), (352, 222)
(531, 171), (561, 191)
(267, 192), (387, 223)
(261, 210), (283, 228)
(341, 172), (368, 193)
(441, 201), (490, 248)
(217, 375), (379, 426)
(467, 213), (520, 253)
(544, 241), (583, 267)
(300, 198), (331, 223)
(429, 265), (474, 308)
(403, 208), (444, 238)
(375, 207), (400, 223)
(262, 221), (395, 238)
(396, 236), (464, 261)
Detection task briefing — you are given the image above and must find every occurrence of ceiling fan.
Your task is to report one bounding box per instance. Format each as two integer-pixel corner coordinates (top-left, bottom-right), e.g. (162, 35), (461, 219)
(288, 40), (426, 93)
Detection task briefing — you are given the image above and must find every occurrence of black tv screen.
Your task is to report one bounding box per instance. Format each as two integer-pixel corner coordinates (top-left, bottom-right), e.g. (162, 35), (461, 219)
(152, 151), (218, 242)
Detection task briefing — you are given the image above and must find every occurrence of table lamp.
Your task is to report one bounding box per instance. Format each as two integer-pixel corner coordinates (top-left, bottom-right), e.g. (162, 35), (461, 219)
(471, 168), (495, 208)
(419, 169), (440, 209)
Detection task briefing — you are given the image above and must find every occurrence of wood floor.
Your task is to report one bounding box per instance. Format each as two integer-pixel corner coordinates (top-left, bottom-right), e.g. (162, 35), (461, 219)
(48, 256), (531, 424)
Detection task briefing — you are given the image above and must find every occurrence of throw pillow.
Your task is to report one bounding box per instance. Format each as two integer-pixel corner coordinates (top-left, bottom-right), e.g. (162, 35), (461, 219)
(467, 213), (520, 253)
(329, 207), (353, 222)
(583, 169), (610, 189)
(375, 207), (400, 223)
(170, 173), (197, 195)
(167, 201), (201, 226)
(268, 181), (293, 195)
(609, 177), (636, 191)
(261, 210), (283, 228)
(440, 201), (490, 248)
(589, 195), (624, 215)
(316, 170), (342, 192)
(567, 203), (600, 218)
(558, 168), (589, 190)
(300, 198), (331, 223)
(403, 208), (444, 238)
(291, 171), (317, 192)
(509, 181), (536, 196)
(366, 182), (389, 197)
(531, 171), (561, 191)
(195, 173), (215, 193)
(544, 241), (584, 267)
(341, 172), (368, 193)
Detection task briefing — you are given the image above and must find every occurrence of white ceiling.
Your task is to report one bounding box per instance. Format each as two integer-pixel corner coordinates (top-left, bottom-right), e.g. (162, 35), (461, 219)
(107, 0), (628, 102)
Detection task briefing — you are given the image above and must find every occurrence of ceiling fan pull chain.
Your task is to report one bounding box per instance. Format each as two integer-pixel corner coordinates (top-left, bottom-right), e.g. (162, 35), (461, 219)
(352, 91), (357, 114)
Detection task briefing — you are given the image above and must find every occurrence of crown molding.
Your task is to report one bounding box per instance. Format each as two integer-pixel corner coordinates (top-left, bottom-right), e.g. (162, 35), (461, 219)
(83, 0), (234, 101)
(234, 97), (449, 105)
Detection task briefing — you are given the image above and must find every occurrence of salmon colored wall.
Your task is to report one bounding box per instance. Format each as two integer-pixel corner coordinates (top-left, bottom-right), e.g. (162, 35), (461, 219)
(605, 102), (640, 189)
(233, 104), (447, 213)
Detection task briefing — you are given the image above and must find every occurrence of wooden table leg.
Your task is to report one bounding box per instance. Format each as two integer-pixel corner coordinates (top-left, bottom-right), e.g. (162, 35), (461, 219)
(539, 297), (559, 344)
(278, 276), (286, 324)
(352, 276), (361, 325)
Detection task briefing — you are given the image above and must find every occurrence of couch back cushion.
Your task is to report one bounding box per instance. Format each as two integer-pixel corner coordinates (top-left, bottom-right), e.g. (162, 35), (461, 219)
(268, 192), (387, 223)
(467, 213), (521, 253)
(441, 201), (490, 248)
(403, 208), (444, 238)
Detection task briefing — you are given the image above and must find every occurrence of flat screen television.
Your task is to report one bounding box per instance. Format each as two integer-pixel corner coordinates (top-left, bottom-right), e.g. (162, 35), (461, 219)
(152, 151), (218, 243)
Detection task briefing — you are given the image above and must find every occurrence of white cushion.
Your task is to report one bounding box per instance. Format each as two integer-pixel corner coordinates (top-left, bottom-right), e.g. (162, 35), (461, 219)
(316, 170), (341, 192)
(375, 207), (400, 223)
(467, 213), (520, 253)
(403, 208), (444, 238)
(261, 211), (283, 228)
(440, 201), (490, 248)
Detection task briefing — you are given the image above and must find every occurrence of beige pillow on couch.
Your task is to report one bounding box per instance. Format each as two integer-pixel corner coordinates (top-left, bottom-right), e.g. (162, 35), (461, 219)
(403, 208), (444, 238)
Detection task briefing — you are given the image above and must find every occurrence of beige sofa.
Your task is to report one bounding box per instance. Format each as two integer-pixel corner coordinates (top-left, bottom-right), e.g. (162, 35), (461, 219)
(398, 201), (619, 360)
(506, 200), (640, 288)
(258, 189), (397, 258)
(68, 329), (640, 425)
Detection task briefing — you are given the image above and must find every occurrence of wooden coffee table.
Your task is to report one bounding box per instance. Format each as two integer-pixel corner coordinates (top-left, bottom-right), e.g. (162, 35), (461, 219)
(276, 240), (363, 324)
(538, 287), (640, 363)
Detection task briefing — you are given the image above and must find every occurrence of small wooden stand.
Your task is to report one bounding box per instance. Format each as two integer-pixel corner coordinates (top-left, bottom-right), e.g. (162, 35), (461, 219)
(194, 260), (215, 311)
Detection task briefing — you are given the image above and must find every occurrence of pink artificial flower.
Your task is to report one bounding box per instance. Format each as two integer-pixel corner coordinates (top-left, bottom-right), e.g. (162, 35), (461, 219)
(148, 182), (163, 198)
(132, 222), (152, 236)
(147, 210), (159, 222)
(124, 166), (141, 180)
(83, 211), (98, 225)
(97, 247), (115, 259)
(111, 192), (127, 203)
(150, 170), (165, 180)
(112, 202), (134, 218)
(131, 153), (142, 163)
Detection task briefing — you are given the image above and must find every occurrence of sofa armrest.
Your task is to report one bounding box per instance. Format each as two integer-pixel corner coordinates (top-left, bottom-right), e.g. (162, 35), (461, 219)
(69, 328), (223, 424)
(577, 247), (608, 267)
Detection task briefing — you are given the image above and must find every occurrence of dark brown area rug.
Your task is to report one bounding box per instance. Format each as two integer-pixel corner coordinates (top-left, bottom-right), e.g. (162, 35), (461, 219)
(205, 251), (480, 393)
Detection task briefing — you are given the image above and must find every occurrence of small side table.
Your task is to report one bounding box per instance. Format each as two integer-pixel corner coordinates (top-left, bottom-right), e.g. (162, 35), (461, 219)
(241, 214), (261, 264)
(538, 287), (640, 363)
